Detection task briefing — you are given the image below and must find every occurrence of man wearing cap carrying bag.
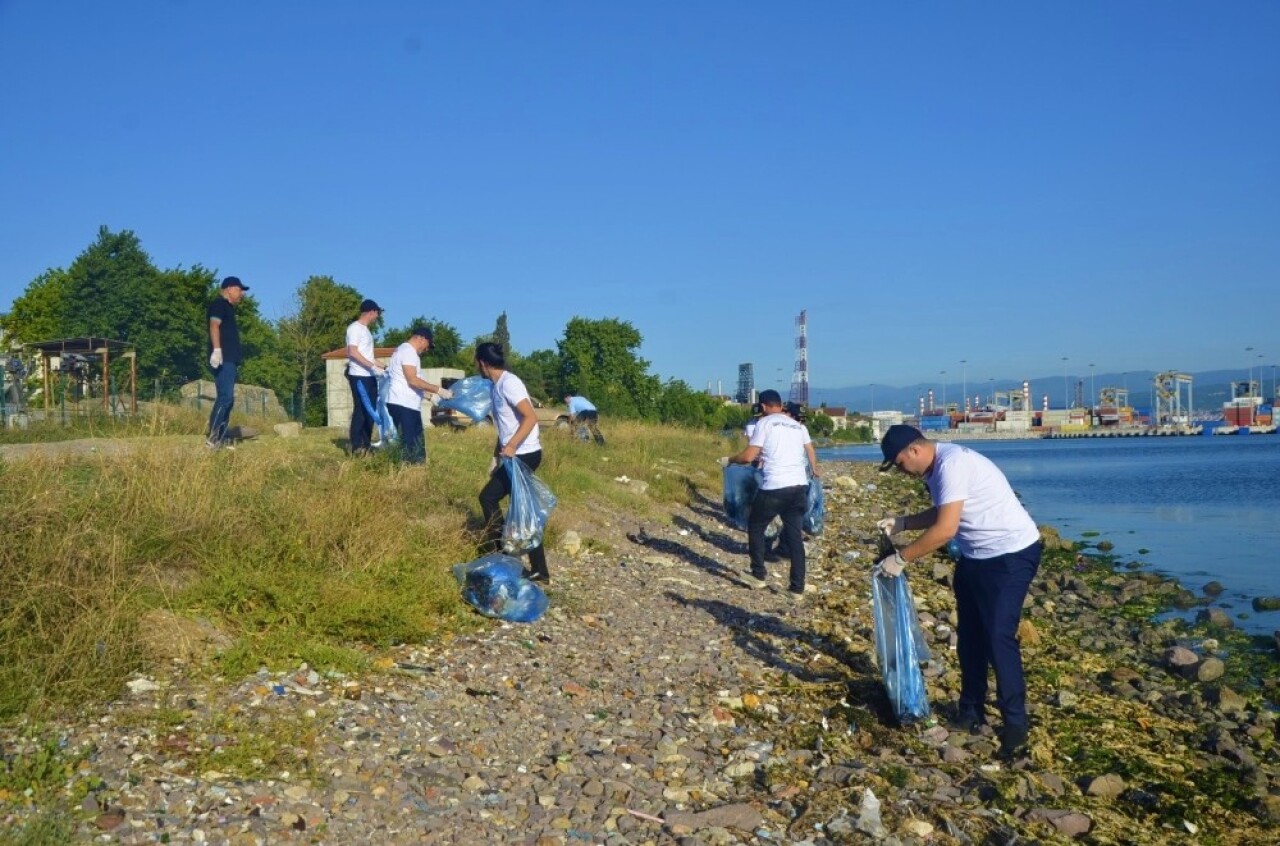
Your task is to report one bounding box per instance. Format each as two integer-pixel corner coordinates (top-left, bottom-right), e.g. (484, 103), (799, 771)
(876, 424), (1041, 759)
(346, 298), (387, 456)
(384, 326), (452, 464)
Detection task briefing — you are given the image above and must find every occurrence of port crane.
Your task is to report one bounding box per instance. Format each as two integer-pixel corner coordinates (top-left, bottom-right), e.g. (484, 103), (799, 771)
(1153, 371), (1194, 428)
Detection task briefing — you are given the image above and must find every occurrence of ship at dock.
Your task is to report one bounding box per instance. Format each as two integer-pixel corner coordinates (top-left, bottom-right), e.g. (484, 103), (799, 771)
(903, 374), (1206, 440)
(1215, 379), (1277, 435)
(862, 370), (1280, 442)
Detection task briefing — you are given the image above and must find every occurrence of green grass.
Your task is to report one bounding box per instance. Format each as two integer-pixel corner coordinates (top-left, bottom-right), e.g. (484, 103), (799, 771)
(0, 411), (729, 719)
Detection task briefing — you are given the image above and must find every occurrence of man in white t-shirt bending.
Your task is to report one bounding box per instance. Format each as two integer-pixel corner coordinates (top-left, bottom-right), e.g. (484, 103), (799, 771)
(346, 299), (386, 455)
(876, 424), (1041, 760)
(384, 327), (452, 464)
(723, 389), (820, 600)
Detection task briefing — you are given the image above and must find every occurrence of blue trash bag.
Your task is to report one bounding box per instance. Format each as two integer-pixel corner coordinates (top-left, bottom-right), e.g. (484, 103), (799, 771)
(803, 476), (825, 535)
(438, 375), (493, 423)
(871, 572), (933, 724)
(502, 456), (558, 553)
(374, 372), (397, 442)
(452, 553), (548, 622)
(723, 464), (762, 530)
(356, 376), (397, 445)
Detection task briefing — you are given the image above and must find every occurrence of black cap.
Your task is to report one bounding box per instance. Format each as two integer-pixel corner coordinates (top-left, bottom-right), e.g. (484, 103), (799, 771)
(410, 325), (434, 343)
(758, 389), (782, 406)
(221, 276), (248, 290)
(359, 298), (382, 314)
(879, 424), (925, 471)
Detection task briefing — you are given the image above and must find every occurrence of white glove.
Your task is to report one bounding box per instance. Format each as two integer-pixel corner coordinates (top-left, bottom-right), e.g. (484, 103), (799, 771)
(877, 516), (905, 535)
(874, 551), (906, 578)
(209, 348), (223, 368)
(372, 364), (386, 377)
(717, 456), (731, 468)
(437, 388), (453, 400)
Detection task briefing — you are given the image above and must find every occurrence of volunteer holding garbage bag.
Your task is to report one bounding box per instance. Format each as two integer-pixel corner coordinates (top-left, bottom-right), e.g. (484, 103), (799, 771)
(876, 424), (1041, 759)
(475, 342), (550, 583)
(385, 326), (452, 464)
(721, 389), (819, 601)
(345, 298), (386, 456)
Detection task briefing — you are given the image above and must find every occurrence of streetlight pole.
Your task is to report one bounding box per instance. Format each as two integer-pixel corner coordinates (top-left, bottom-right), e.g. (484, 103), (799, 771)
(1061, 356), (1069, 409)
(940, 370), (947, 411)
(1088, 363), (1096, 410)
(988, 378), (994, 406)
(1246, 346), (1254, 396)
(960, 359), (968, 412)
(1258, 354), (1265, 398)
(870, 383), (875, 413)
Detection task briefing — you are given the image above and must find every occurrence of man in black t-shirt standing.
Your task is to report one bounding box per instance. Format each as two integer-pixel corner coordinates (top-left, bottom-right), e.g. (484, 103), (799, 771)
(206, 276), (249, 449)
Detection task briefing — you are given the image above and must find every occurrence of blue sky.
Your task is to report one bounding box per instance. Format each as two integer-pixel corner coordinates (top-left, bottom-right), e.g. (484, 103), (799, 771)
(2, 1), (1277, 395)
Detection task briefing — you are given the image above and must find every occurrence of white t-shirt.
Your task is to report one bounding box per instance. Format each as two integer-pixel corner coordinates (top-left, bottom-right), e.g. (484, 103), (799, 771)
(386, 342), (423, 409)
(345, 321), (376, 377)
(749, 413), (811, 490)
(925, 442), (1041, 559)
(491, 371), (541, 455)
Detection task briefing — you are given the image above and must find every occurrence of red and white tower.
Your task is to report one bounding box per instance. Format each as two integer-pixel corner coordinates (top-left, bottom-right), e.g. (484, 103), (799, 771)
(788, 310), (809, 407)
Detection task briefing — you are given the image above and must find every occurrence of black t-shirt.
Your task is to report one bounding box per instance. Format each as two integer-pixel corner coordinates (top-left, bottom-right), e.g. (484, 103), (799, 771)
(207, 297), (242, 364)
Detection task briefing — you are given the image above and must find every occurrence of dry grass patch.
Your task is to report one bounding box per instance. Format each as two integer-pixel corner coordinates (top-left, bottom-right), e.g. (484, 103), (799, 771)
(0, 418), (732, 718)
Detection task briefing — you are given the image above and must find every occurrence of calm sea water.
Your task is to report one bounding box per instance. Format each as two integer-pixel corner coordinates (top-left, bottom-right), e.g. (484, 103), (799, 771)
(818, 435), (1280, 636)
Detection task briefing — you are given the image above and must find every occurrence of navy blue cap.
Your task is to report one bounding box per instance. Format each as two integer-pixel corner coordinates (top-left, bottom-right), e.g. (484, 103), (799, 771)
(880, 424), (924, 470)
(221, 276), (248, 290)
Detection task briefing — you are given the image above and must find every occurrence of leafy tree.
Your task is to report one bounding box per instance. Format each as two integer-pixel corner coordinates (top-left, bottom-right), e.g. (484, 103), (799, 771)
(58, 228), (158, 343)
(831, 421), (874, 443)
(656, 379), (724, 427)
(513, 348), (561, 402)
(2, 228), (222, 392)
(493, 312), (510, 355)
(557, 317), (660, 419)
(237, 298), (296, 417)
(807, 411), (835, 437)
(382, 316), (466, 370)
(719, 404), (753, 433)
(277, 276), (362, 426)
(141, 266), (215, 390)
(1, 268), (72, 345)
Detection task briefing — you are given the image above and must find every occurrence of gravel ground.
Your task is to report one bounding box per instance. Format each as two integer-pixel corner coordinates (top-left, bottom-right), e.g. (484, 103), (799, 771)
(8, 458), (1278, 845)
(13, 464), (887, 846)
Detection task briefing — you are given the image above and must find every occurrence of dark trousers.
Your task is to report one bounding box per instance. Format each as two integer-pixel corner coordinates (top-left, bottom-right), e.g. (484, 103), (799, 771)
(387, 403), (425, 464)
(574, 410), (605, 445)
(953, 541), (1041, 729)
(207, 362), (237, 444)
(347, 373), (378, 453)
(747, 484), (807, 592)
(479, 450), (548, 578)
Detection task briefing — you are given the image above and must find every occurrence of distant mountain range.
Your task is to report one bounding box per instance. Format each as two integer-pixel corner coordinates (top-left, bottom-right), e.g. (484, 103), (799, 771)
(809, 369), (1272, 415)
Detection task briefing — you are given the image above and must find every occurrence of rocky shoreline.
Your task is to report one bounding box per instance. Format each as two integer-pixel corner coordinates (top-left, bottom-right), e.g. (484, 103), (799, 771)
(2, 459), (1277, 844)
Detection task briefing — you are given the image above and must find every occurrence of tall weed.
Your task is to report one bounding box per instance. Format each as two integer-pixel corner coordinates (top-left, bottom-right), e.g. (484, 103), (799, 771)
(0, 418), (728, 717)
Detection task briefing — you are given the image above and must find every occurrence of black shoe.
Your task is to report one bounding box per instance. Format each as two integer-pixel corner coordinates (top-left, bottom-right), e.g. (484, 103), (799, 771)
(949, 707), (986, 733)
(998, 724), (1029, 760)
(527, 571), (550, 585)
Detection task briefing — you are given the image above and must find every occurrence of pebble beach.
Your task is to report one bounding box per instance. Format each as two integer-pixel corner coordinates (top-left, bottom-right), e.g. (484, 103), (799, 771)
(3, 458), (1277, 845)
